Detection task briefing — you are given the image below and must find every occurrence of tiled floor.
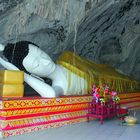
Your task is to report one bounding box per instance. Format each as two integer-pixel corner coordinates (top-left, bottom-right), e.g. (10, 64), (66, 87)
(4, 110), (140, 140)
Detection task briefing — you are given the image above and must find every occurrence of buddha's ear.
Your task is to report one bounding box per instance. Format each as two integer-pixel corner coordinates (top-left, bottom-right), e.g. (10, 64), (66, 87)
(0, 44), (5, 51)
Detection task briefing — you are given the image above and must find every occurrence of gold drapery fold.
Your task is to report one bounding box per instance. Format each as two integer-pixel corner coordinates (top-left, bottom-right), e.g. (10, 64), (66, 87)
(57, 51), (140, 94)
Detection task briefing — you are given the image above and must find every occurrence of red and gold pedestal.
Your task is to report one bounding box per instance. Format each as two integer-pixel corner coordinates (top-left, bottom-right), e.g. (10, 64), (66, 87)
(0, 95), (92, 138)
(0, 92), (140, 138)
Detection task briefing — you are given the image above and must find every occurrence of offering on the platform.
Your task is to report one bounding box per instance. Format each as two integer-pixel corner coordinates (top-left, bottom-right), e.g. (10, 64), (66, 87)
(124, 116), (137, 125)
(0, 70), (24, 84)
(92, 84), (120, 104)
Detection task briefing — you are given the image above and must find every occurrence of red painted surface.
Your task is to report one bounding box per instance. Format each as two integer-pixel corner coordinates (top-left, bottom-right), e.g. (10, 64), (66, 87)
(87, 101), (119, 124)
(0, 108), (88, 120)
(0, 93), (140, 137)
(1, 115), (87, 131)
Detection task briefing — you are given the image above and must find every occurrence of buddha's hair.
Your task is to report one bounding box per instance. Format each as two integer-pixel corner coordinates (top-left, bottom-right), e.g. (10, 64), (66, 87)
(3, 41), (39, 72)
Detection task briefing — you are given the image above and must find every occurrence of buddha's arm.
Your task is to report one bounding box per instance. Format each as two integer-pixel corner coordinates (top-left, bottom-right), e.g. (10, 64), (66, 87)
(0, 57), (56, 97)
(24, 73), (56, 97)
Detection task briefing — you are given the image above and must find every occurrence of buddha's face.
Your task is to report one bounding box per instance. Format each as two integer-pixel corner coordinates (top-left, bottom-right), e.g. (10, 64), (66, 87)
(23, 44), (56, 77)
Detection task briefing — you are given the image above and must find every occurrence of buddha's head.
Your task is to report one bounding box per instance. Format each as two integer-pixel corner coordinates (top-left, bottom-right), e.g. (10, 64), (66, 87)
(2, 41), (56, 77)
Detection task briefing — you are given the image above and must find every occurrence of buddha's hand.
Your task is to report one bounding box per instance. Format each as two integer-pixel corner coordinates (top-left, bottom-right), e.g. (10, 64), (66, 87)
(0, 57), (19, 70)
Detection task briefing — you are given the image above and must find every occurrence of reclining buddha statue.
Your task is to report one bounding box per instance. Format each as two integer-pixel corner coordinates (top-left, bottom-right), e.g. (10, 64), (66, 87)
(0, 41), (139, 97)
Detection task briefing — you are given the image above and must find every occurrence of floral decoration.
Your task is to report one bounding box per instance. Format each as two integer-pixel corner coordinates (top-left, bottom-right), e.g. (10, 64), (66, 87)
(92, 84), (120, 104)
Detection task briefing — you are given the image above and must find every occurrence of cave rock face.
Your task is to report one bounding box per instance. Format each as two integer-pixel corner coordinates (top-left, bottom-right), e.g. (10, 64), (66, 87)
(0, 0), (103, 60)
(68, 0), (140, 80)
(0, 0), (140, 81)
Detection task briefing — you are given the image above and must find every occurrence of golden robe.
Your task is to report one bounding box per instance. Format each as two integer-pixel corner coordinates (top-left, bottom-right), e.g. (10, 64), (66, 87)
(57, 51), (139, 94)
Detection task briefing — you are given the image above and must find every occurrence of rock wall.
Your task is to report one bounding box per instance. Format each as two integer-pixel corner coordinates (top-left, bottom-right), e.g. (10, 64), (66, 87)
(67, 0), (140, 80)
(0, 0), (104, 60)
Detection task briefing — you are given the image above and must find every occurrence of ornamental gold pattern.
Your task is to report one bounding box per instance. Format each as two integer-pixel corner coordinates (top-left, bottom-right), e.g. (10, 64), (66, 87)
(0, 111), (87, 129)
(1, 96), (92, 109)
(2, 118), (86, 138)
(0, 93), (140, 138)
(0, 103), (89, 117)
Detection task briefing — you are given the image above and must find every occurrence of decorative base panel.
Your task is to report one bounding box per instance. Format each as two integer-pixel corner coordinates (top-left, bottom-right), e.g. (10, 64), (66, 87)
(0, 92), (140, 138)
(0, 95), (91, 138)
(0, 117), (86, 138)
